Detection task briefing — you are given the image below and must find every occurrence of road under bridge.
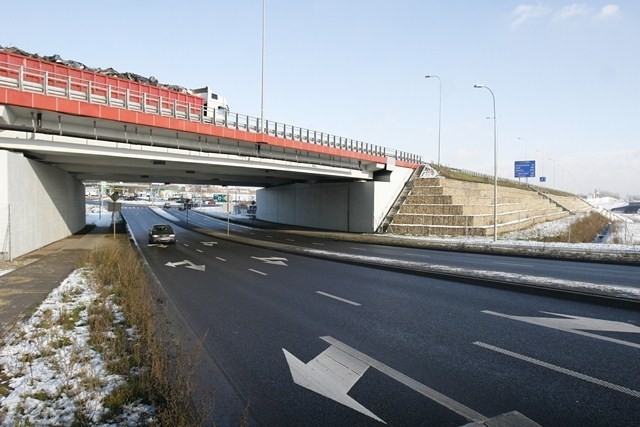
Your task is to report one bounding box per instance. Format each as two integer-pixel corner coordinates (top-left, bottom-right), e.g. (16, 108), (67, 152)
(0, 50), (421, 259)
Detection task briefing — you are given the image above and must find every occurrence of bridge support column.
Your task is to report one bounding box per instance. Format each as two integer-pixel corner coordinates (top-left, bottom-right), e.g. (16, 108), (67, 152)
(0, 150), (85, 261)
(256, 166), (414, 233)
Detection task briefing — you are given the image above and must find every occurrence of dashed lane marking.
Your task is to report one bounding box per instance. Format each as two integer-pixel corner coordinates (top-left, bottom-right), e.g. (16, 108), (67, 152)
(316, 291), (361, 306)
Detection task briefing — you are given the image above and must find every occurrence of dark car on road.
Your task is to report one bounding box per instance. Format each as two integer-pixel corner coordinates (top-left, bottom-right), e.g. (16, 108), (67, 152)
(148, 224), (176, 244)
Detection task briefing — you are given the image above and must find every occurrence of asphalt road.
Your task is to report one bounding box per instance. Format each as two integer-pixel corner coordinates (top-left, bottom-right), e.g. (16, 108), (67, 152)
(123, 206), (640, 426)
(167, 207), (640, 289)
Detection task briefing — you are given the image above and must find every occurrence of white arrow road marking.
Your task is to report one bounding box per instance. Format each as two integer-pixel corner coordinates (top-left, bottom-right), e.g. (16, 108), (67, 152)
(164, 260), (206, 271)
(251, 256), (288, 266)
(483, 310), (640, 349)
(318, 336), (487, 423)
(283, 344), (385, 423)
(474, 341), (640, 398)
(284, 336), (493, 424)
(201, 241), (218, 246)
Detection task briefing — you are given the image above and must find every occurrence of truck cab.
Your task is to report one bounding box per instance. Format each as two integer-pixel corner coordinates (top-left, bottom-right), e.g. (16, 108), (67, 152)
(191, 86), (229, 116)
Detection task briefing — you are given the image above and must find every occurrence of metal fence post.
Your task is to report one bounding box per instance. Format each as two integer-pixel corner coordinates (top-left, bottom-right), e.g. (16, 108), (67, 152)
(18, 66), (23, 91)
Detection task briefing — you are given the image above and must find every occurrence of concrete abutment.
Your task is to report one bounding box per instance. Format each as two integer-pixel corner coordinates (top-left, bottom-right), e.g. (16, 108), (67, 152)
(0, 151), (85, 260)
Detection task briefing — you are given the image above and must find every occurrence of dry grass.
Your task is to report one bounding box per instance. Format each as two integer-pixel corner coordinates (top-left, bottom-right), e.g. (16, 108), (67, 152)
(535, 212), (610, 243)
(85, 242), (214, 426)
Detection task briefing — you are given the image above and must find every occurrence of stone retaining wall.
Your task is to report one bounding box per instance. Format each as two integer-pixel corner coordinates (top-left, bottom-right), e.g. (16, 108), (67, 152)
(388, 176), (581, 236)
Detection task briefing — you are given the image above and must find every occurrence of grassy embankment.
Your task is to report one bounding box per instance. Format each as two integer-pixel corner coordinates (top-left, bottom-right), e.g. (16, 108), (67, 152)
(431, 164), (575, 197)
(536, 211), (610, 243)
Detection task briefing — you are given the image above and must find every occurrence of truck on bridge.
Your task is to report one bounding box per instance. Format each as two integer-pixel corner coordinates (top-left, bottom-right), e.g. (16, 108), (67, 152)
(192, 86), (229, 113)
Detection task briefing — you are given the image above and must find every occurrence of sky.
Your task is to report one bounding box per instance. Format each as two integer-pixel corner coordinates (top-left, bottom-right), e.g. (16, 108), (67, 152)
(2, 1), (639, 197)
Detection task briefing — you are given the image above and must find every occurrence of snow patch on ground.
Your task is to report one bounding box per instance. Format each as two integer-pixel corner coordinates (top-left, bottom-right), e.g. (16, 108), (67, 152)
(0, 269), (154, 425)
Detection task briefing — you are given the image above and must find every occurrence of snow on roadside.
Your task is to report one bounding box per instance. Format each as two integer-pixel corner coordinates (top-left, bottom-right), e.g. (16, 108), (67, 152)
(586, 196), (629, 211)
(611, 214), (640, 245)
(502, 213), (579, 241)
(0, 269), (154, 425)
(86, 204), (118, 228)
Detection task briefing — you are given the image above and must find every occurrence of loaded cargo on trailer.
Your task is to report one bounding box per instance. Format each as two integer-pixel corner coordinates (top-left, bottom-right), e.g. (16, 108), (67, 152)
(0, 45), (230, 118)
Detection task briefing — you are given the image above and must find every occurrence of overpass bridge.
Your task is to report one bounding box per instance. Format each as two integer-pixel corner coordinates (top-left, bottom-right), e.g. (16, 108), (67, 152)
(0, 50), (422, 259)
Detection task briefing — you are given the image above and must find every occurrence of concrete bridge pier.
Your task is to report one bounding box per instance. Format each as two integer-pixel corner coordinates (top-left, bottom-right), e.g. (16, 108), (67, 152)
(0, 150), (85, 261)
(257, 166), (414, 233)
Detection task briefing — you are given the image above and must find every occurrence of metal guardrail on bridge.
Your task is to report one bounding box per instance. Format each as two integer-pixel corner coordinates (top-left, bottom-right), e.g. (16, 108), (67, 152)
(0, 60), (421, 164)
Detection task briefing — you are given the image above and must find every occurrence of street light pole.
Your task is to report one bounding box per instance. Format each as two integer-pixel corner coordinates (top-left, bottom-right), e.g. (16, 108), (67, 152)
(517, 137), (527, 160)
(425, 75), (441, 165)
(260, 0), (265, 134)
(474, 84), (498, 242)
(536, 149), (545, 184)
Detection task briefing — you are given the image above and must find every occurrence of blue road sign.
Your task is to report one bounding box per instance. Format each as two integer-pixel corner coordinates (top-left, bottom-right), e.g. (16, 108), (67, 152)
(515, 160), (536, 178)
(540, 176), (546, 183)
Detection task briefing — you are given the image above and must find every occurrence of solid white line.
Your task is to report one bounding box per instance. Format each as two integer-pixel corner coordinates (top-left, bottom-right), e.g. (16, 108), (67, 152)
(491, 261), (533, 268)
(216, 257), (227, 262)
(316, 291), (361, 306)
(473, 341), (640, 398)
(249, 269), (267, 276)
(320, 336), (486, 422)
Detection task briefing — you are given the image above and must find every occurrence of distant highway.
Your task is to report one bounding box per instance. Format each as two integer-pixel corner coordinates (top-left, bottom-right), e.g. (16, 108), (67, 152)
(612, 203), (640, 214)
(122, 206), (640, 426)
